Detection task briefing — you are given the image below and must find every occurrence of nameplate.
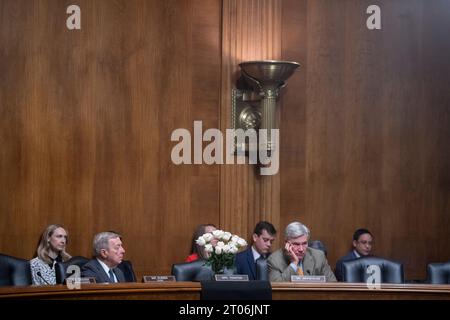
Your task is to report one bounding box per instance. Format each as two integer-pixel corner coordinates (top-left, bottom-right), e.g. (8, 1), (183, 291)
(143, 275), (176, 282)
(214, 274), (249, 281)
(66, 277), (96, 284)
(291, 275), (326, 283)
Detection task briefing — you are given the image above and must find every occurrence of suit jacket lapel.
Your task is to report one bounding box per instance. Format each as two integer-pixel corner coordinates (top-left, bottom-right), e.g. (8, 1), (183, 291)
(114, 267), (126, 282)
(93, 260), (111, 283)
(303, 250), (314, 275)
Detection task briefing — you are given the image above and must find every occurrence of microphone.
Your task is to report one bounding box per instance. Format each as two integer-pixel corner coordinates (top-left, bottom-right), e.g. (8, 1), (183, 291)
(36, 271), (51, 285)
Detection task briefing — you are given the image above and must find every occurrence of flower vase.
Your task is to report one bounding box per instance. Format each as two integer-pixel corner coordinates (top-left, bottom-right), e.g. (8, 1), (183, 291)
(213, 264), (235, 276)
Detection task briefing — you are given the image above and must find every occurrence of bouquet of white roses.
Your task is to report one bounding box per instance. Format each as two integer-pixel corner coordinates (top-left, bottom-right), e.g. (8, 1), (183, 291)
(196, 229), (247, 274)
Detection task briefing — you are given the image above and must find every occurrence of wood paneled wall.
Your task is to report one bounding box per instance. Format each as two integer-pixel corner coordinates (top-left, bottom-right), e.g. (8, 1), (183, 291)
(0, 0), (449, 280)
(280, 0), (450, 279)
(220, 0), (283, 248)
(0, 0), (222, 278)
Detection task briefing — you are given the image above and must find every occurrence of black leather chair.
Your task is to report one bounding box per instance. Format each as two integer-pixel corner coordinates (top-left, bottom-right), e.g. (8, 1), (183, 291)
(255, 257), (268, 281)
(342, 256), (404, 283)
(427, 261), (450, 284)
(55, 256), (89, 284)
(171, 259), (214, 281)
(308, 240), (328, 256)
(0, 253), (32, 287)
(117, 260), (137, 282)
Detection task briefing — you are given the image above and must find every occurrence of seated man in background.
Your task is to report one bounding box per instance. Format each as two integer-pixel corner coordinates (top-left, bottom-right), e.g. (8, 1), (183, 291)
(335, 228), (373, 281)
(268, 221), (336, 282)
(234, 221), (277, 280)
(82, 231), (129, 283)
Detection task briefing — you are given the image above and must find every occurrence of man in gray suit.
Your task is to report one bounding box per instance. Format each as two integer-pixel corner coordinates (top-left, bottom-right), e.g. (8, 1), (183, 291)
(268, 222), (337, 282)
(81, 231), (127, 283)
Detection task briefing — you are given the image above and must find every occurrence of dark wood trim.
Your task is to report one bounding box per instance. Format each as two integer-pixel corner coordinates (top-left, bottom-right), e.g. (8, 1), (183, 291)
(1, 282), (449, 300)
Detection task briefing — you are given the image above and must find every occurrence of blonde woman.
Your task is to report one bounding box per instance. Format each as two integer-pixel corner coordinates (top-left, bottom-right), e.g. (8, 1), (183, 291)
(30, 224), (71, 285)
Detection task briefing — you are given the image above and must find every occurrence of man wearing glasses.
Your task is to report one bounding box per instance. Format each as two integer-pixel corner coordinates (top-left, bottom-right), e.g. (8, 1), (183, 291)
(267, 221), (337, 282)
(335, 228), (374, 281)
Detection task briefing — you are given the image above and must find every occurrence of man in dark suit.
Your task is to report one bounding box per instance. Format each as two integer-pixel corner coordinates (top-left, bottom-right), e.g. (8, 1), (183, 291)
(234, 221), (277, 280)
(81, 231), (128, 283)
(335, 228), (373, 281)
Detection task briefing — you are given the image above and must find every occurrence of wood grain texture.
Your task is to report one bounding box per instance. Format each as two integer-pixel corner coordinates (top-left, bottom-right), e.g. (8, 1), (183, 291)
(280, 0), (307, 231)
(0, 0), (221, 278)
(280, 0), (450, 279)
(220, 0), (283, 247)
(1, 282), (450, 300)
(0, 0), (449, 281)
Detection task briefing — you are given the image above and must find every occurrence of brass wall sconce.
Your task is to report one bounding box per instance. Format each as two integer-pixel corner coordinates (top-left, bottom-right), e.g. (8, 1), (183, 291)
(232, 60), (300, 156)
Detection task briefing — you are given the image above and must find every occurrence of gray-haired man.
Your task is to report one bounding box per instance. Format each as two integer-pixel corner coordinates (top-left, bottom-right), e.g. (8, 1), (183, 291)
(267, 222), (336, 282)
(81, 231), (128, 283)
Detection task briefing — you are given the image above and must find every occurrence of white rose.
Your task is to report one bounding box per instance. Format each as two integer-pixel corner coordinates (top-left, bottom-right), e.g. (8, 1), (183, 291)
(204, 244), (213, 253)
(228, 240), (238, 248)
(212, 230), (224, 239)
(196, 236), (206, 246)
(237, 238), (247, 247)
(228, 244), (238, 254)
(222, 232), (232, 241)
(222, 244), (230, 253)
(217, 241), (225, 248)
(215, 246), (222, 255)
(203, 233), (214, 242)
(231, 235), (239, 243)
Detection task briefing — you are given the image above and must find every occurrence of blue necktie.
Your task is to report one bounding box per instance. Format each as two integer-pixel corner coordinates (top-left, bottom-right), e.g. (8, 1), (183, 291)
(108, 269), (116, 283)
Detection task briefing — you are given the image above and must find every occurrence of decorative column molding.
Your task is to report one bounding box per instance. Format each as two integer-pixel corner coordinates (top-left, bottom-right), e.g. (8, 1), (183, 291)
(220, 0), (282, 237)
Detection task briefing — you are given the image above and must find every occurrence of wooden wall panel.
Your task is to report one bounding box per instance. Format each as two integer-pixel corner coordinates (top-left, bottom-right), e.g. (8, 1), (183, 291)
(1, 0), (449, 281)
(0, 0), (221, 279)
(280, 0), (307, 231)
(280, 0), (450, 279)
(220, 0), (283, 246)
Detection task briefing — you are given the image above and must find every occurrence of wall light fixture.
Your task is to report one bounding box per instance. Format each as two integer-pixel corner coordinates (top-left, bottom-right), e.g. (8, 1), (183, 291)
(232, 60), (300, 157)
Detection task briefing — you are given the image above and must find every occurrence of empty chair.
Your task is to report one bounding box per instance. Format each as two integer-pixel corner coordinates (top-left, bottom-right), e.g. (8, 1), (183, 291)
(308, 240), (328, 256)
(171, 259), (214, 281)
(342, 256), (404, 284)
(0, 253), (32, 287)
(427, 261), (450, 284)
(117, 260), (137, 282)
(55, 256), (89, 284)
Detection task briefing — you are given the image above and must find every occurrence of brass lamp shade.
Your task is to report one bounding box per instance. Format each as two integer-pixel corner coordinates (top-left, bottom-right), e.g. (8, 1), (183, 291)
(239, 60), (300, 89)
(237, 60), (300, 154)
